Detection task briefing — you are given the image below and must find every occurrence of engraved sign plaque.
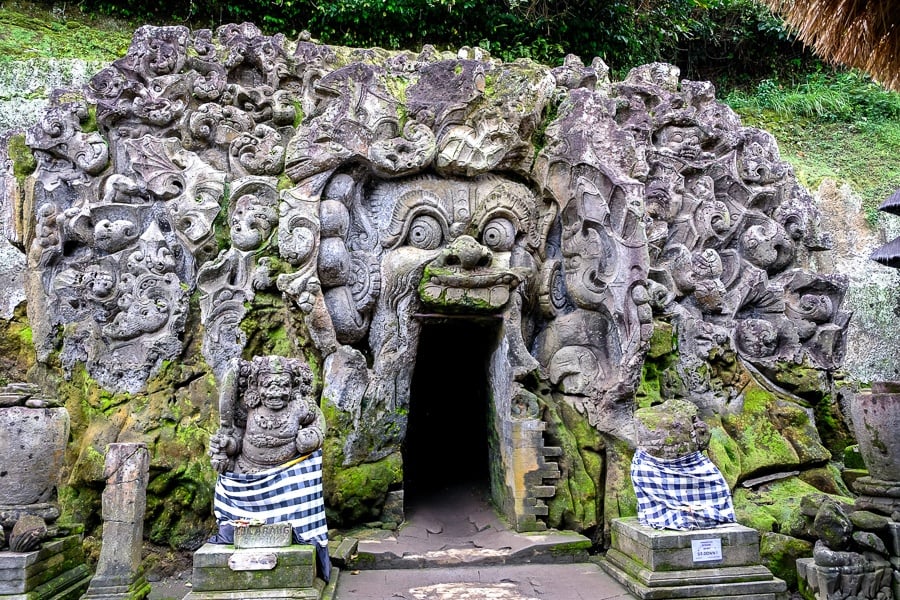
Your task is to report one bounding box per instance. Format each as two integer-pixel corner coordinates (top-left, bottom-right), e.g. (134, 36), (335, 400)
(691, 538), (723, 562)
(234, 523), (293, 549)
(228, 551), (278, 571)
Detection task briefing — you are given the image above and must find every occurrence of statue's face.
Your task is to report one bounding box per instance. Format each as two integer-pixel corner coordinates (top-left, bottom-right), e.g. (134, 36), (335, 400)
(375, 177), (540, 315)
(258, 372), (292, 410)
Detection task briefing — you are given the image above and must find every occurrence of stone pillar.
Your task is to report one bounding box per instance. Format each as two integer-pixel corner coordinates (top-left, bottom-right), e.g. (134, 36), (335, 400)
(83, 443), (151, 600)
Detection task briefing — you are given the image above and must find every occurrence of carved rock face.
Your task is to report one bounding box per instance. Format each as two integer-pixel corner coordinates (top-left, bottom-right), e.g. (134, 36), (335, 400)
(8, 26), (852, 533)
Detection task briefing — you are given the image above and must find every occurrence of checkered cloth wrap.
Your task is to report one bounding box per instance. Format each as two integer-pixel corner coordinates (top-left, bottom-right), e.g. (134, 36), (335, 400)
(631, 448), (736, 530)
(214, 450), (329, 547)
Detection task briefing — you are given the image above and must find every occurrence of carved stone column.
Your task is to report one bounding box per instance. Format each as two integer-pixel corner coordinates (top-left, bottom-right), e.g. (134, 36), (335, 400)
(83, 443), (151, 600)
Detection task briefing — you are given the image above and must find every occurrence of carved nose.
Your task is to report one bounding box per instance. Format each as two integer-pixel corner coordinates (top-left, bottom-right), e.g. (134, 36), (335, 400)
(445, 235), (492, 269)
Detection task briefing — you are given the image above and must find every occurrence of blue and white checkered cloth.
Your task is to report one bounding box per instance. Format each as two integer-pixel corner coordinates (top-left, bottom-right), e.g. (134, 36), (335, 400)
(213, 449), (331, 580)
(631, 448), (736, 530)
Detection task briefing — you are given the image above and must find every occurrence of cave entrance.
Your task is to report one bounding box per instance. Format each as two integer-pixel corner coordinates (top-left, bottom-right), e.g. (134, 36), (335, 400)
(403, 316), (501, 509)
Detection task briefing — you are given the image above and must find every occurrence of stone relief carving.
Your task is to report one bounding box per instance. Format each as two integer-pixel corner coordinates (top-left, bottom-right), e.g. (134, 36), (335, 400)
(210, 355), (326, 474)
(8, 24), (850, 534)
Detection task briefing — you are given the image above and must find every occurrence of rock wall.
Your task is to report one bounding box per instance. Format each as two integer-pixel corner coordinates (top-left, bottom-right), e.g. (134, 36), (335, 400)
(0, 24), (889, 576)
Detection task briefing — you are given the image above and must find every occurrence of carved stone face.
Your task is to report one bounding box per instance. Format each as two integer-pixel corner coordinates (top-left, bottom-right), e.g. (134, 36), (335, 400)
(376, 176), (539, 315)
(258, 372), (292, 410)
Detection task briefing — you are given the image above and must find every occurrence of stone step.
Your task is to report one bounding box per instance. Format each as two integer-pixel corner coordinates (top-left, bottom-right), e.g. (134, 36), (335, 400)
(346, 529), (592, 570)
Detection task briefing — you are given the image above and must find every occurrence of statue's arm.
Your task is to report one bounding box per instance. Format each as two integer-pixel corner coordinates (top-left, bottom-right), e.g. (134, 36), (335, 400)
(295, 402), (326, 455)
(209, 359), (241, 473)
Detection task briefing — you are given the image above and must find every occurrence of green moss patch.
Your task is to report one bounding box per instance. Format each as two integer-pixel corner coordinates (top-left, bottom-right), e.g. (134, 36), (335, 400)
(323, 452), (403, 526)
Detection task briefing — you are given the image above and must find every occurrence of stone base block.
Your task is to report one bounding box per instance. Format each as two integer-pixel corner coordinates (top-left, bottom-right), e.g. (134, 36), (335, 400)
(188, 544), (322, 600)
(0, 534), (90, 600)
(609, 517), (762, 571)
(602, 548), (787, 599)
(599, 518), (786, 600)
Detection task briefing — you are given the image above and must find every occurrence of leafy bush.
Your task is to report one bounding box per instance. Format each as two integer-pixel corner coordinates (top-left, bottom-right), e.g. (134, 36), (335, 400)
(66, 0), (814, 82)
(725, 71), (900, 122)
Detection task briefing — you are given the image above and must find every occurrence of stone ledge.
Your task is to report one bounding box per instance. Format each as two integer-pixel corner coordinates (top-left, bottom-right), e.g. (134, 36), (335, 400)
(601, 552), (786, 600)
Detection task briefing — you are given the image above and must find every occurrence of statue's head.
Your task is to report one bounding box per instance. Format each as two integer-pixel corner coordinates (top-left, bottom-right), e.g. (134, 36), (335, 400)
(239, 356), (314, 411)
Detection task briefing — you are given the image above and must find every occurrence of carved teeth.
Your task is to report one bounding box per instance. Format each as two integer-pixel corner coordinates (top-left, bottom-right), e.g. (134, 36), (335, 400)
(489, 286), (510, 306)
(467, 287), (491, 304)
(445, 287), (464, 302)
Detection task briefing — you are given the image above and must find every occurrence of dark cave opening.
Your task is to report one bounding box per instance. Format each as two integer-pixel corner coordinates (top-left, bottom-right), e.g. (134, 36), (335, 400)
(403, 316), (501, 506)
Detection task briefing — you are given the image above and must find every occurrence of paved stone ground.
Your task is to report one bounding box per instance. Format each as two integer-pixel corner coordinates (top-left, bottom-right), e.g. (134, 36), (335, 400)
(333, 563), (633, 600)
(148, 485), (635, 600)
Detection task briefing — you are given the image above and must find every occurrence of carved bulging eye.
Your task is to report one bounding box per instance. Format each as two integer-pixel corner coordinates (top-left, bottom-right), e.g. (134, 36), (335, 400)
(481, 217), (516, 252)
(407, 215), (443, 250)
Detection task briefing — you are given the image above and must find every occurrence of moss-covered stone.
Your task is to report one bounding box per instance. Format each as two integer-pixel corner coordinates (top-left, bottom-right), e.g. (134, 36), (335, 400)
(647, 319), (675, 358)
(770, 361), (828, 396)
(798, 463), (852, 496)
(843, 444), (865, 469)
(0, 302), (36, 385)
(323, 452), (403, 525)
(7, 134), (36, 184)
(733, 476), (852, 535)
(760, 532), (813, 589)
(722, 385), (814, 478)
(705, 419), (742, 489)
(50, 328), (220, 548)
(541, 395), (603, 532)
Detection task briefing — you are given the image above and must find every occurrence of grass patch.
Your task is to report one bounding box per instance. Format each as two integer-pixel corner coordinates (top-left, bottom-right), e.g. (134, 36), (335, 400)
(0, 2), (132, 63)
(724, 71), (900, 219)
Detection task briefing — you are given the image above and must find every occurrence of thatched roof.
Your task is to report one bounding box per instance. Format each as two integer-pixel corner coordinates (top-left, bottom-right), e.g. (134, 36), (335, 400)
(763, 0), (900, 91)
(879, 188), (900, 216)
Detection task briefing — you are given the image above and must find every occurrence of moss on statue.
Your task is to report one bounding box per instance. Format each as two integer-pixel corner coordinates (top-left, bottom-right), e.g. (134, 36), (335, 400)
(50, 330), (221, 549)
(722, 384), (803, 476)
(602, 438), (637, 544)
(7, 134), (37, 186)
(635, 320), (680, 410)
(770, 360), (828, 396)
(733, 475), (850, 533)
(705, 418), (742, 489)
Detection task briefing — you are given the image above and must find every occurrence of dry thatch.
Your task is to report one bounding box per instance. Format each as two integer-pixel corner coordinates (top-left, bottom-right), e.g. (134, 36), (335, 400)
(763, 0), (900, 91)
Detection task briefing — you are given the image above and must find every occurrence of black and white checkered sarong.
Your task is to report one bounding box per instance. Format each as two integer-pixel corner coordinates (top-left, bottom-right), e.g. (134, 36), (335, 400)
(631, 449), (736, 530)
(214, 449), (329, 546)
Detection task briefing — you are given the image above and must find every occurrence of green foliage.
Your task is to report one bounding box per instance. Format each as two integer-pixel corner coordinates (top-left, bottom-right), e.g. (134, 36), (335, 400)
(725, 71), (900, 122)
(0, 4), (131, 62)
(50, 0), (805, 80)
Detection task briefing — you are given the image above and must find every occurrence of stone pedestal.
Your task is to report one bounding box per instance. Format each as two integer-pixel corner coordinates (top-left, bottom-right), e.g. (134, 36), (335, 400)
(0, 534), (91, 600)
(600, 517), (787, 599)
(185, 544), (325, 600)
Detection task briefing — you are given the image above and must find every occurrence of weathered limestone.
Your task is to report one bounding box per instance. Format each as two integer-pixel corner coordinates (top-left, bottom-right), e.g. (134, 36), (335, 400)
(601, 517), (787, 599)
(83, 443), (151, 600)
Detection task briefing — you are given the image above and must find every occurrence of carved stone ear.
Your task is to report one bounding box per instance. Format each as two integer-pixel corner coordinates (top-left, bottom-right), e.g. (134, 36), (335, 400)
(691, 415), (711, 450)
